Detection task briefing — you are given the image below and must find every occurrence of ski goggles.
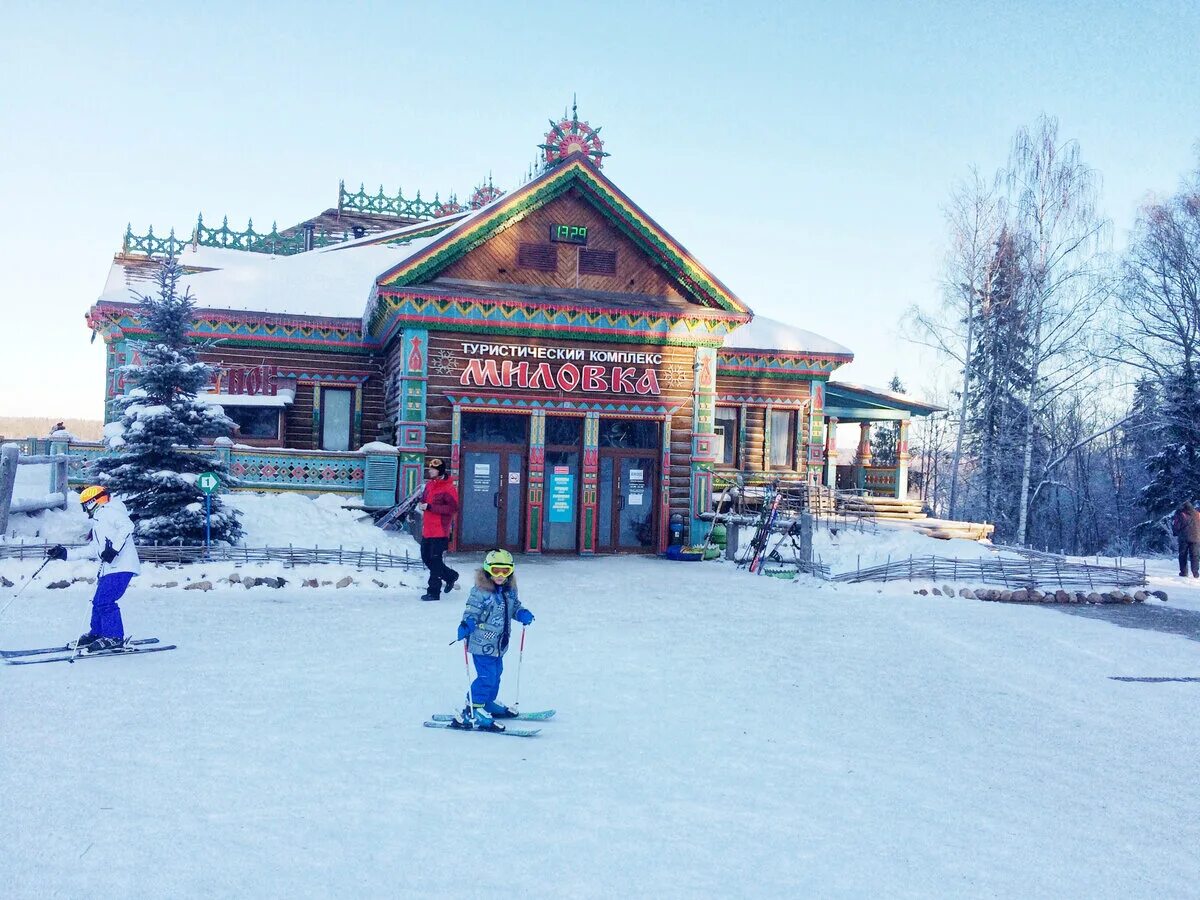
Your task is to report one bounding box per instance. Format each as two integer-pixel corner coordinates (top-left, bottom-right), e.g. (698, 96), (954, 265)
(485, 564), (514, 577)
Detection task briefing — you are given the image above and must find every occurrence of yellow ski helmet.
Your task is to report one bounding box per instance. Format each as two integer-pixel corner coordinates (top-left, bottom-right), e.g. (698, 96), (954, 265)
(79, 485), (110, 515)
(483, 548), (515, 578)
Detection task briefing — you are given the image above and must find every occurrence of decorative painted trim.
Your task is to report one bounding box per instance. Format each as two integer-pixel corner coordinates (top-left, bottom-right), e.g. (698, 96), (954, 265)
(717, 395), (810, 408)
(371, 292), (736, 347)
(525, 410), (546, 553)
(580, 412), (599, 555)
(445, 393), (680, 417)
(87, 302), (375, 353)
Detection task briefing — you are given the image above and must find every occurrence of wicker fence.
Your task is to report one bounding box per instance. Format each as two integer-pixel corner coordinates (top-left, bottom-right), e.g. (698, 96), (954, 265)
(0, 541), (419, 571)
(831, 554), (1148, 590)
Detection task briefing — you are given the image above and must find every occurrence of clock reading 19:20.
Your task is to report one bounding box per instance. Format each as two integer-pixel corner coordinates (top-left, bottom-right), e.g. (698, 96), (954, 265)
(549, 224), (588, 245)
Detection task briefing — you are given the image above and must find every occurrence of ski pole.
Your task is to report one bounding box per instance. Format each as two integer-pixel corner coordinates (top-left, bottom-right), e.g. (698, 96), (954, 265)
(0, 557), (53, 624)
(511, 625), (527, 713)
(463, 641), (476, 720)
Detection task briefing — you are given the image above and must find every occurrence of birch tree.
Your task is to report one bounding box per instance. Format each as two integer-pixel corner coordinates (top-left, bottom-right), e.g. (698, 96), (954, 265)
(1006, 115), (1108, 545)
(906, 169), (1006, 519)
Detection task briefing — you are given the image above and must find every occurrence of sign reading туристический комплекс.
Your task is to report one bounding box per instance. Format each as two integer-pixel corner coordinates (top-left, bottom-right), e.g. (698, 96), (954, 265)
(457, 341), (663, 396)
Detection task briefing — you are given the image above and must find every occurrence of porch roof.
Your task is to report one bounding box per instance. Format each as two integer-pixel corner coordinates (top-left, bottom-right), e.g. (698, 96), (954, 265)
(824, 381), (943, 422)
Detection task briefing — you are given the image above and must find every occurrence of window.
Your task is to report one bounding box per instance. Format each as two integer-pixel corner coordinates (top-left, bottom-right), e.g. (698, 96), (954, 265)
(321, 388), (353, 451)
(578, 248), (617, 275)
(769, 409), (796, 469)
(714, 406), (739, 467)
(517, 242), (558, 272)
(225, 406), (281, 441)
(598, 418), (659, 449)
(462, 411), (528, 445)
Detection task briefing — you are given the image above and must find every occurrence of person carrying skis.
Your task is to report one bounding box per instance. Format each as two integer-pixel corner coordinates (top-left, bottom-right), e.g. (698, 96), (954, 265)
(417, 458), (460, 602)
(45, 485), (141, 651)
(452, 548), (534, 731)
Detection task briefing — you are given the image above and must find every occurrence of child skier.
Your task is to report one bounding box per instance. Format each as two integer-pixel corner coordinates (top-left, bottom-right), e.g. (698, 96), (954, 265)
(45, 485), (141, 651)
(452, 548), (535, 732)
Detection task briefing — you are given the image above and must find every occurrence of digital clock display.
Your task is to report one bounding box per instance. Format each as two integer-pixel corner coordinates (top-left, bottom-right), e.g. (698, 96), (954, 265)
(549, 224), (588, 245)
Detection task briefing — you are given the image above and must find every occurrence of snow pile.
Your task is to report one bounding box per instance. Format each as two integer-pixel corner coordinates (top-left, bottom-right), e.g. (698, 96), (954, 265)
(1, 490), (418, 559)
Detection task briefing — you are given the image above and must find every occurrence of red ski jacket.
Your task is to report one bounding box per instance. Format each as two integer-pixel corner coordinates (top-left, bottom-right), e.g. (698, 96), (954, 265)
(422, 477), (460, 539)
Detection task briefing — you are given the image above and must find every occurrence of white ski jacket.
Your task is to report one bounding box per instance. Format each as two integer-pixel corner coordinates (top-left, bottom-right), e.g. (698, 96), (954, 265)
(67, 501), (141, 577)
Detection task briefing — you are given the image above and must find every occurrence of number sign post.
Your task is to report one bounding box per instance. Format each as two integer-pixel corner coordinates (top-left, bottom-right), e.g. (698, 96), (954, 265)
(197, 472), (219, 556)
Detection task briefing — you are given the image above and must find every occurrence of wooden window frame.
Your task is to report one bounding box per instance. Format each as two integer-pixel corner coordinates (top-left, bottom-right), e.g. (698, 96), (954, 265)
(713, 405), (740, 469)
(768, 408), (798, 472)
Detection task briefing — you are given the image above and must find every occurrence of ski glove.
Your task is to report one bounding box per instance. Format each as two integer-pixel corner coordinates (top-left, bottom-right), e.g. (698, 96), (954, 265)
(99, 539), (118, 564)
(46, 544), (68, 561)
(457, 619), (476, 641)
(515, 609), (534, 625)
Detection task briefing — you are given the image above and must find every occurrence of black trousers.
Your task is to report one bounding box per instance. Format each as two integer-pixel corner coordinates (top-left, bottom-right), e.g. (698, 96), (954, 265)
(421, 537), (459, 597)
(1179, 539), (1199, 577)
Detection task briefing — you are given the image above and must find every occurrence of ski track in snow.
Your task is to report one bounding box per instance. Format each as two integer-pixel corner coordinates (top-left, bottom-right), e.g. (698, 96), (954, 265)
(1, 550), (1198, 899)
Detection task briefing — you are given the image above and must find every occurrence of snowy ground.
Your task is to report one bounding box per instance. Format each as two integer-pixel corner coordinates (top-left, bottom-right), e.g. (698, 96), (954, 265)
(2, 504), (1199, 898)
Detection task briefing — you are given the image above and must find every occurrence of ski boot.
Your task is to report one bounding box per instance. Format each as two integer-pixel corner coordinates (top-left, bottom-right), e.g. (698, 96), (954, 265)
(82, 636), (125, 653)
(484, 702), (518, 719)
(73, 632), (98, 650)
(449, 705), (505, 732)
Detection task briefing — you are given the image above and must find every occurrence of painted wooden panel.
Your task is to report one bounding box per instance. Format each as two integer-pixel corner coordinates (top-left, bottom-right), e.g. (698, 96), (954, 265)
(436, 191), (690, 300)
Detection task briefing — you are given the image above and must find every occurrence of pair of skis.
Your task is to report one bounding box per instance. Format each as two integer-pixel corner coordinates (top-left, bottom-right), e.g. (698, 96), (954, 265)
(746, 482), (783, 574)
(2, 638), (176, 665)
(423, 708), (556, 738)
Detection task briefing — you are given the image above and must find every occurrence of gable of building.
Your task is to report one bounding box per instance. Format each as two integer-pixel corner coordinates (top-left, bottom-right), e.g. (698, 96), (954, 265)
(375, 155), (749, 316)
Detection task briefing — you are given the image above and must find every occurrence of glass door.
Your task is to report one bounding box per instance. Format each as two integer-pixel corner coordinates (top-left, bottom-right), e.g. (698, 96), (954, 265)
(541, 416), (582, 553)
(598, 454), (658, 552)
(459, 448), (525, 550)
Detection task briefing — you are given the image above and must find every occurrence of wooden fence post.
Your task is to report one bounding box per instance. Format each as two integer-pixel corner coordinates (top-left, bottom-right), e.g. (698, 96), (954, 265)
(0, 444), (19, 537)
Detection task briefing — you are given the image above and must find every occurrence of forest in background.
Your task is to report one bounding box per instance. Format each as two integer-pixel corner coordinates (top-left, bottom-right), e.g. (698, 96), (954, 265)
(0, 416), (103, 442)
(905, 114), (1200, 555)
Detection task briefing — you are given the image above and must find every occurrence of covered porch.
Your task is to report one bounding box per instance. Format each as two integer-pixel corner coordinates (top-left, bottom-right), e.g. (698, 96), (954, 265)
(821, 381), (942, 499)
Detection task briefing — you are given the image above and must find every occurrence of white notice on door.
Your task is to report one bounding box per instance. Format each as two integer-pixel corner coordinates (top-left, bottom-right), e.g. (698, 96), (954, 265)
(628, 490), (644, 506)
(508, 471), (521, 484)
(629, 469), (644, 482)
(474, 464), (490, 475)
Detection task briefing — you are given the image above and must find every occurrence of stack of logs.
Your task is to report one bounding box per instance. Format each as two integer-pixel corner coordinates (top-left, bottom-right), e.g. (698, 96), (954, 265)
(913, 585), (1167, 604)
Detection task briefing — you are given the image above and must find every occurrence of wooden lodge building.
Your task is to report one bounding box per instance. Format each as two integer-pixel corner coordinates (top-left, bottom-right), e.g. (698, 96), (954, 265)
(86, 109), (938, 554)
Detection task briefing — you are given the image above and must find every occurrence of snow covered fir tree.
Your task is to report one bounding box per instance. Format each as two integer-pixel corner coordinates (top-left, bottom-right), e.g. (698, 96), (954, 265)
(90, 258), (243, 545)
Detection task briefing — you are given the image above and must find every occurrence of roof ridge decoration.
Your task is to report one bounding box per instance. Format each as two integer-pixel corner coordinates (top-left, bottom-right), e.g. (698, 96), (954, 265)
(375, 155), (750, 317)
(538, 98), (610, 170)
(338, 180), (467, 219)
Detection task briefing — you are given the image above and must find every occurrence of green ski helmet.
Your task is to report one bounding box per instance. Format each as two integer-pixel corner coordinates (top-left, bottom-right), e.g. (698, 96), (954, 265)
(483, 548), (515, 578)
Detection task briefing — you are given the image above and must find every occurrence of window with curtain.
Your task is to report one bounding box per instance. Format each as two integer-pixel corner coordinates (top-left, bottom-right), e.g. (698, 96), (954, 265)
(769, 409), (795, 469)
(714, 406), (739, 467)
(321, 388), (353, 451)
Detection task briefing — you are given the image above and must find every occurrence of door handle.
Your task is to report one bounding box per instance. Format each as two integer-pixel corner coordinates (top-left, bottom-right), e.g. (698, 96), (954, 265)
(493, 491), (501, 508)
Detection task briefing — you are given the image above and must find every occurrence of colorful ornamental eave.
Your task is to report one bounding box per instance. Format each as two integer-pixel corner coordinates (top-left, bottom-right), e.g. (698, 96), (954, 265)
(370, 290), (740, 348)
(374, 155), (751, 317)
(717, 347), (854, 379)
(86, 301), (375, 353)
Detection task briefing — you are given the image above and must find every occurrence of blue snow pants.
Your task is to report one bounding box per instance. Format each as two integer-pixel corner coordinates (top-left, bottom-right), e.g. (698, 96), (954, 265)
(90, 572), (133, 639)
(470, 654), (504, 708)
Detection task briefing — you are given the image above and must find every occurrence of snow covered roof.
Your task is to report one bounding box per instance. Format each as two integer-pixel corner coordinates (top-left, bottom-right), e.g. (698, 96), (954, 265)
(723, 315), (853, 358)
(195, 388), (296, 408)
(825, 380), (944, 415)
(97, 211), (489, 326)
(98, 239), (436, 323)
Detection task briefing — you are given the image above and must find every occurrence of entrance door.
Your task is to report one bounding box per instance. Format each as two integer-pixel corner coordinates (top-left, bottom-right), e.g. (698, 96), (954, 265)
(597, 454), (658, 552)
(458, 411), (529, 552)
(460, 449), (526, 550)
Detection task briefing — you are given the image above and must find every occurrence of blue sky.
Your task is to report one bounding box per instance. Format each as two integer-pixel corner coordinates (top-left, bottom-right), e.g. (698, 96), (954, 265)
(1, 1), (1197, 419)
